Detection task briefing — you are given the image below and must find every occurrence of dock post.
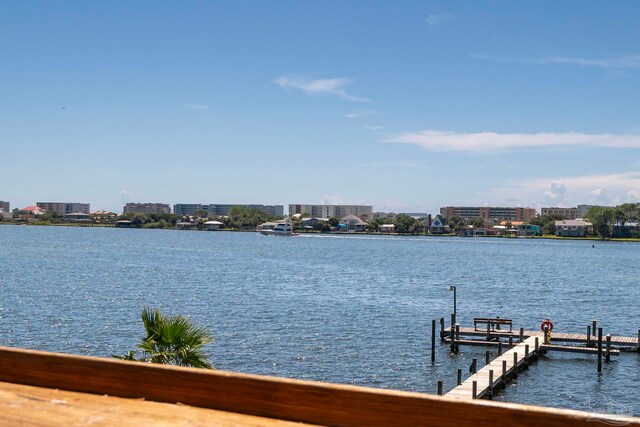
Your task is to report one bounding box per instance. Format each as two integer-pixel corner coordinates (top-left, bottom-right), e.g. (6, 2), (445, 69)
(535, 337), (539, 354)
(485, 350), (490, 365)
(513, 352), (518, 378)
(437, 380), (443, 395)
(487, 322), (491, 341)
(457, 368), (462, 386)
(502, 360), (507, 382)
(450, 314), (458, 354)
(592, 320), (597, 337)
(597, 327), (603, 374)
(637, 328), (640, 353)
(587, 325), (591, 347)
(471, 358), (477, 374)
(431, 319), (436, 364)
(606, 334), (611, 363)
(472, 381), (477, 399)
(488, 370), (494, 399)
(456, 324), (460, 340)
(509, 336), (513, 348)
(519, 327), (524, 343)
(440, 317), (445, 341)
(525, 344), (530, 369)
(498, 342), (503, 356)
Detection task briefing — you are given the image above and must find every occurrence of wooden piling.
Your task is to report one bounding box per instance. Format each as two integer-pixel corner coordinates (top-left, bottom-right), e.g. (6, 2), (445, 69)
(535, 337), (539, 354)
(485, 350), (490, 365)
(502, 360), (506, 381)
(592, 320), (597, 337)
(587, 325), (591, 347)
(472, 381), (477, 399)
(456, 324), (460, 340)
(437, 380), (443, 395)
(637, 329), (640, 353)
(513, 352), (518, 379)
(450, 314), (457, 354)
(519, 327), (524, 343)
(606, 334), (611, 363)
(486, 322), (491, 341)
(471, 358), (477, 374)
(431, 319), (436, 364)
(498, 342), (502, 356)
(597, 327), (603, 374)
(457, 368), (462, 386)
(440, 317), (445, 341)
(508, 336), (513, 348)
(488, 370), (494, 399)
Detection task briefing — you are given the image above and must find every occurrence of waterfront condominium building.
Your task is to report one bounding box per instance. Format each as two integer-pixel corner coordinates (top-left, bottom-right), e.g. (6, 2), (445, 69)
(0, 201), (9, 212)
(540, 207), (577, 220)
(37, 202), (90, 215)
(288, 204), (373, 218)
(123, 203), (172, 215)
(173, 204), (284, 217)
(440, 206), (537, 222)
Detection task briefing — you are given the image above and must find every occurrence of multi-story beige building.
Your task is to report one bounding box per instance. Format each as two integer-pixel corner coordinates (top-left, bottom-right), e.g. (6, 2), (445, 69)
(37, 202), (90, 215)
(0, 201), (9, 212)
(440, 206), (537, 222)
(289, 204), (373, 218)
(541, 207), (577, 220)
(123, 203), (171, 215)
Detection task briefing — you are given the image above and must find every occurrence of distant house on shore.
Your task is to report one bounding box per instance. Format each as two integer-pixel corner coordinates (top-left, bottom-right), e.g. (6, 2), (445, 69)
(517, 224), (541, 237)
(204, 220), (224, 231)
(115, 220), (132, 228)
(428, 214), (449, 234)
(555, 220), (590, 237)
(340, 215), (368, 232)
(379, 224), (395, 233)
(64, 212), (93, 222)
(301, 217), (329, 229)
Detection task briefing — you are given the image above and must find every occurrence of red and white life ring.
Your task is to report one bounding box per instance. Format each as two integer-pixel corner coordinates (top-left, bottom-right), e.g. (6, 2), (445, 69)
(540, 319), (554, 332)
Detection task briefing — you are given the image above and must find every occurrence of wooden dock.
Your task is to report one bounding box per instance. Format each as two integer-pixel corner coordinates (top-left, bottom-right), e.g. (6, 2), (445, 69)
(446, 336), (540, 400)
(444, 326), (639, 350)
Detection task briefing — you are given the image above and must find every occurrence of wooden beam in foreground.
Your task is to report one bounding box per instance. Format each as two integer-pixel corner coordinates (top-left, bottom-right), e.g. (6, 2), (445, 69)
(0, 346), (637, 427)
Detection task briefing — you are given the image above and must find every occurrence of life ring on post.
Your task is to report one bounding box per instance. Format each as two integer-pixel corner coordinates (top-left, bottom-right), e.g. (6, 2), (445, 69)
(540, 319), (554, 332)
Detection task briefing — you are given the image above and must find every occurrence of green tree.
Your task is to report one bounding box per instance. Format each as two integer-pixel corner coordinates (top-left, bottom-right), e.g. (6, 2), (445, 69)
(447, 216), (466, 233)
(394, 214), (417, 234)
(328, 216), (340, 227)
(114, 307), (214, 369)
(471, 217), (485, 229)
(586, 206), (614, 239)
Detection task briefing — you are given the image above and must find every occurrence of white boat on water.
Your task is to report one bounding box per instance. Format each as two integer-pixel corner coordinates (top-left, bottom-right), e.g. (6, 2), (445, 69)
(259, 220), (297, 236)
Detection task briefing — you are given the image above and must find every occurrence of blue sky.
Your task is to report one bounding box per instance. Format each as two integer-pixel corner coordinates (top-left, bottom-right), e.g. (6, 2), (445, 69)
(2, 1), (640, 214)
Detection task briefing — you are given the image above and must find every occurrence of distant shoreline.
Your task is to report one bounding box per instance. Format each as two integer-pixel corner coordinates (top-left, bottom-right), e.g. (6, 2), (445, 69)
(2, 220), (639, 243)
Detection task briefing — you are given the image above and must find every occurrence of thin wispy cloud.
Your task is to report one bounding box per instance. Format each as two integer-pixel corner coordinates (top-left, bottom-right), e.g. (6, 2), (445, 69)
(183, 103), (209, 112)
(345, 111), (374, 118)
(425, 14), (454, 27)
(274, 75), (369, 102)
(357, 160), (428, 170)
(383, 130), (640, 152)
(364, 125), (384, 131)
(471, 53), (640, 69)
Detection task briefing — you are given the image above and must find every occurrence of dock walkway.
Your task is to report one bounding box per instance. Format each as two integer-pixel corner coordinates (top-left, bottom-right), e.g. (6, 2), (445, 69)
(446, 336), (540, 400)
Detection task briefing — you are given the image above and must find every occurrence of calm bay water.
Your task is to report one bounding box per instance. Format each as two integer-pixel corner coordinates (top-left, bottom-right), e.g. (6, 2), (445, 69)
(1, 225), (639, 415)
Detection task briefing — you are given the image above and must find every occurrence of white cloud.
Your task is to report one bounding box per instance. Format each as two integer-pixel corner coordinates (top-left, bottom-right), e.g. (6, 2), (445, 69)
(425, 14), (454, 27)
(544, 181), (567, 203)
(485, 171), (640, 208)
(364, 125), (384, 130)
(274, 76), (369, 102)
(345, 111), (374, 118)
(183, 103), (209, 111)
(471, 53), (640, 69)
(383, 130), (640, 152)
(120, 190), (132, 204)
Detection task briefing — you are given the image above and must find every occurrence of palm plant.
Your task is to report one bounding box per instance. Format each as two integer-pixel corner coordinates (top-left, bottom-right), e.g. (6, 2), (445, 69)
(114, 307), (214, 369)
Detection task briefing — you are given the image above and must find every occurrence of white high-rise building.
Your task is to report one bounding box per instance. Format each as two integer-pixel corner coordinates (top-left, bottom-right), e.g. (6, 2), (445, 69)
(288, 204), (373, 218)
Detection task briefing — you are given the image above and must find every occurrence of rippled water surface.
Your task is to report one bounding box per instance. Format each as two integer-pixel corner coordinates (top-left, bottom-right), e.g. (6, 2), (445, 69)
(1, 225), (638, 415)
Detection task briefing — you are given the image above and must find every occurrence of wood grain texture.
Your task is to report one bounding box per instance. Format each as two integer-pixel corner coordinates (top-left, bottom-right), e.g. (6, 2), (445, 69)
(0, 346), (638, 427)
